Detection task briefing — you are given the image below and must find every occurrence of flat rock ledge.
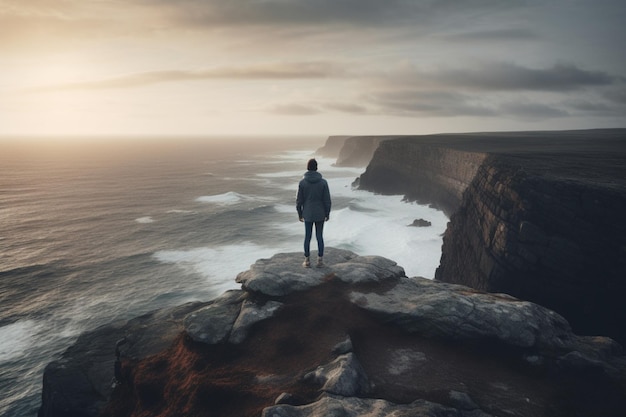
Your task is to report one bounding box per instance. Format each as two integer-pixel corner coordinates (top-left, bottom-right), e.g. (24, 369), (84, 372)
(235, 248), (405, 296)
(40, 248), (626, 417)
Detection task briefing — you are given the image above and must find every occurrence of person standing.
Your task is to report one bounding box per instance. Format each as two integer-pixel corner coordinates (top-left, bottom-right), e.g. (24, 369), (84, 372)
(296, 158), (331, 267)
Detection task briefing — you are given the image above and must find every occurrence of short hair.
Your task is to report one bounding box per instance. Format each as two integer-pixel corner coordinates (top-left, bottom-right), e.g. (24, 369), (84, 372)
(307, 158), (318, 171)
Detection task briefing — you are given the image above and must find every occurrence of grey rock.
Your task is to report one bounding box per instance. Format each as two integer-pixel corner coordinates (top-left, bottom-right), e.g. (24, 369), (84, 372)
(331, 336), (353, 355)
(386, 348), (428, 376)
(557, 350), (623, 380)
(183, 290), (245, 344)
(349, 276), (573, 349)
(229, 299), (283, 344)
(449, 390), (479, 411)
(39, 301), (209, 417)
(262, 394), (493, 417)
(409, 218), (432, 227)
(236, 248), (405, 296)
(331, 255), (405, 284)
(303, 353), (370, 397)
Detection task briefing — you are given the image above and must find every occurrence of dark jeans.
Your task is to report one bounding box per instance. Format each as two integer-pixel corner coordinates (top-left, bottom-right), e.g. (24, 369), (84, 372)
(304, 220), (324, 257)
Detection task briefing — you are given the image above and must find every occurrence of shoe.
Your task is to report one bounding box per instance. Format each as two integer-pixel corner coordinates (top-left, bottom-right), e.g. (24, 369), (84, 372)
(316, 256), (324, 268)
(303, 256), (310, 268)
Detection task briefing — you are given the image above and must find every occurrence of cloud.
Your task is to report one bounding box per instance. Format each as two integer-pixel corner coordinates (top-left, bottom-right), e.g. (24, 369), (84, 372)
(269, 103), (320, 115)
(148, 0), (521, 28)
(439, 28), (538, 42)
(367, 90), (497, 117)
(0, 0), (533, 48)
(499, 102), (569, 119)
(322, 102), (370, 114)
(26, 62), (346, 92)
(604, 88), (626, 104)
(362, 89), (579, 120)
(442, 62), (617, 91)
(383, 62), (620, 93)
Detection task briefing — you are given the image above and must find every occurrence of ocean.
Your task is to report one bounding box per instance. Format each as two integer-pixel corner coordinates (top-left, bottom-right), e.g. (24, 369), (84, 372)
(0, 136), (448, 417)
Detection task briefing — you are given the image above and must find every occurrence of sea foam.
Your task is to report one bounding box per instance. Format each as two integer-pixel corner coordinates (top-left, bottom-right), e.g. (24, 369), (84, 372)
(196, 191), (249, 205)
(154, 243), (283, 295)
(135, 216), (154, 224)
(0, 320), (42, 363)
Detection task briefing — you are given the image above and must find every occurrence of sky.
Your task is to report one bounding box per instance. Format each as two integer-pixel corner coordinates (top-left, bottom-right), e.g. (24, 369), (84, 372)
(1, 0), (625, 138)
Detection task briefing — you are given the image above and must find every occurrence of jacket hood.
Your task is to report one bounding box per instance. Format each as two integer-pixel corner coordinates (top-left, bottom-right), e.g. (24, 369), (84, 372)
(303, 170), (323, 183)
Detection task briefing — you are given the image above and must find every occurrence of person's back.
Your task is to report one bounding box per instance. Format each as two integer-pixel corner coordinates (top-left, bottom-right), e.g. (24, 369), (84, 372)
(296, 159), (331, 267)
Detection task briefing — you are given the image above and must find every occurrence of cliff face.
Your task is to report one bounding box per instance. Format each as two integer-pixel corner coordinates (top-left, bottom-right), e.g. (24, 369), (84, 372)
(314, 136), (351, 158)
(358, 137), (486, 214)
(316, 135), (398, 167)
(357, 130), (626, 343)
(435, 154), (626, 343)
(335, 136), (397, 167)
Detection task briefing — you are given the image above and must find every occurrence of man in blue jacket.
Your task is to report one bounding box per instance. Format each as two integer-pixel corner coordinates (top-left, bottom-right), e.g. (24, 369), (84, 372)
(296, 158), (331, 267)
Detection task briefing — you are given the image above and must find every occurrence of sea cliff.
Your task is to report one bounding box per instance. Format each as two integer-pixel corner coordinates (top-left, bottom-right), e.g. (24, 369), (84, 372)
(355, 129), (626, 344)
(316, 135), (399, 167)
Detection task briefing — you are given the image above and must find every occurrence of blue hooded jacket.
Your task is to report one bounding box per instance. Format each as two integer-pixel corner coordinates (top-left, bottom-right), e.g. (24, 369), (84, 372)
(296, 170), (331, 222)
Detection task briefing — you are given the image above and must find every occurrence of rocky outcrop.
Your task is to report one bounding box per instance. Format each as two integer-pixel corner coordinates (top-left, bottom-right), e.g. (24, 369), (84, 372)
(409, 218), (432, 227)
(355, 129), (626, 344)
(40, 249), (626, 417)
(38, 301), (209, 417)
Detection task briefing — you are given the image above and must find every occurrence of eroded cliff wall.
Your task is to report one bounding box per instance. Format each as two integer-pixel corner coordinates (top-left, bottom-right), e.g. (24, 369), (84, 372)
(358, 136), (487, 214)
(335, 136), (397, 167)
(315, 135), (351, 158)
(435, 155), (626, 343)
(316, 135), (398, 167)
(356, 130), (626, 343)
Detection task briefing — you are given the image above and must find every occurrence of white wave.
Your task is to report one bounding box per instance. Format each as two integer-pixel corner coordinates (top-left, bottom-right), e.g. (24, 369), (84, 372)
(135, 216), (154, 224)
(256, 169), (304, 178)
(274, 203), (298, 214)
(154, 243), (286, 295)
(195, 191), (250, 205)
(270, 150), (316, 160)
(196, 191), (277, 207)
(167, 209), (196, 214)
(0, 320), (43, 362)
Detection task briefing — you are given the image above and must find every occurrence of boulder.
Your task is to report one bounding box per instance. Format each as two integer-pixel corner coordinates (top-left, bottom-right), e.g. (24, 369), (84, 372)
(349, 277), (573, 349)
(236, 249), (405, 296)
(409, 218), (432, 227)
(303, 353), (370, 396)
(229, 299), (284, 344)
(183, 290), (245, 344)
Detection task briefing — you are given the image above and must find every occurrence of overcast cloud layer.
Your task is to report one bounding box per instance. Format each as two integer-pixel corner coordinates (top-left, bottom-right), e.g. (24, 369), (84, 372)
(1, 0), (625, 136)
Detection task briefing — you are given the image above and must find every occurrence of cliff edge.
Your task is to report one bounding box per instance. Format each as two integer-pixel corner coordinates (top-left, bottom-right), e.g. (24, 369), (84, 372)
(356, 129), (626, 344)
(40, 249), (626, 417)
